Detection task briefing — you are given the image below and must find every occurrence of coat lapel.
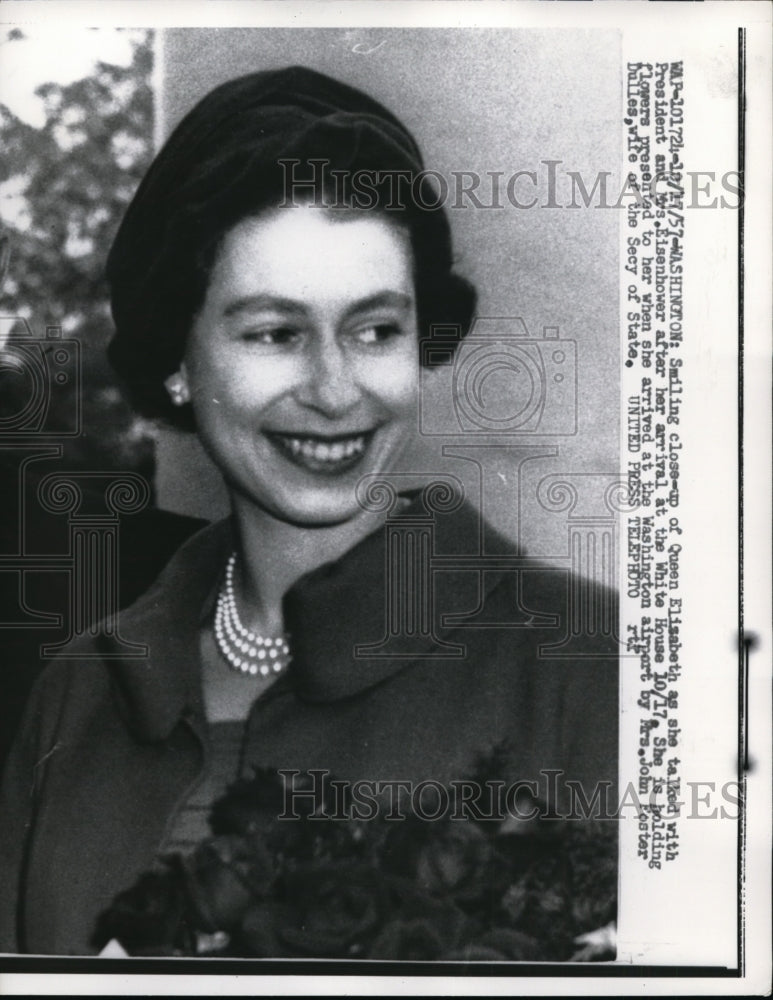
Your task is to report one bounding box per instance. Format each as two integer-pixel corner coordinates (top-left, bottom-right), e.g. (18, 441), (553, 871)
(103, 495), (517, 738)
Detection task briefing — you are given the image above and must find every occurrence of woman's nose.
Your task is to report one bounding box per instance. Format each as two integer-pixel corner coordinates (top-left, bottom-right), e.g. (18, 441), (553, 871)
(294, 336), (363, 416)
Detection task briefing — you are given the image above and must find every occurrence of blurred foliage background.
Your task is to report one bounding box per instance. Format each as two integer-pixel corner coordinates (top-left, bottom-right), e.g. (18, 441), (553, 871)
(0, 26), (155, 472)
(0, 28), (204, 766)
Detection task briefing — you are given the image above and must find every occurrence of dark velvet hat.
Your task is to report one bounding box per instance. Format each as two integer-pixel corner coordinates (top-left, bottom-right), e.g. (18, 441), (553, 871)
(106, 65), (473, 425)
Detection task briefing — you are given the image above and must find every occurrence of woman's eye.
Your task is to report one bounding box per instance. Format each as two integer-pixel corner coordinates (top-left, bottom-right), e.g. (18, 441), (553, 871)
(240, 326), (299, 346)
(355, 323), (402, 345)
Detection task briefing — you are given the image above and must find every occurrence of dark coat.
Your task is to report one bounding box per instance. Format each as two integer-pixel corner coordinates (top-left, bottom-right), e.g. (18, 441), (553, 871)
(0, 498), (618, 955)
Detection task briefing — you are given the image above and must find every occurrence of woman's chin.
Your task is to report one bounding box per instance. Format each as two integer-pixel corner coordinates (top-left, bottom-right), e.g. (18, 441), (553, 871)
(222, 431), (411, 529)
(271, 504), (374, 530)
(232, 484), (377, 530)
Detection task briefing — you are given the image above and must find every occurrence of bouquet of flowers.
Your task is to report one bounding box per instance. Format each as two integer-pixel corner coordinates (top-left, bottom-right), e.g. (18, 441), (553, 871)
(93, 752), (617, 961)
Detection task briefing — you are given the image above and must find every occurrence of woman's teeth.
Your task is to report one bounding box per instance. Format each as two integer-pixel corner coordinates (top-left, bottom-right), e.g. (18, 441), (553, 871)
(273, 434), (368, 466)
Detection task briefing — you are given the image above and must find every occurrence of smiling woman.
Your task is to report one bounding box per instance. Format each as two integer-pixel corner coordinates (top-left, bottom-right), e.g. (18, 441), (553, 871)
(0, 65), (619, 959)
(179, 208), (420, 528)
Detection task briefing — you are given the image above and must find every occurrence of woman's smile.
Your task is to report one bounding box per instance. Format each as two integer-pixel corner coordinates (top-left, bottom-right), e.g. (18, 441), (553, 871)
(179, 206), (420, 525)
(264, 428), (376, 475)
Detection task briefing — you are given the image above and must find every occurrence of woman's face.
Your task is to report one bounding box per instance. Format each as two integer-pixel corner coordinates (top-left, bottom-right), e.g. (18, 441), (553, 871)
(180, 206), (420, 526)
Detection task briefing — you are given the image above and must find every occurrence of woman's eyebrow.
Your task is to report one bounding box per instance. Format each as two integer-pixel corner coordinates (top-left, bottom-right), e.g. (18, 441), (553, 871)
(222, 295), (309, 318)
(222, 291), (413, 320)
(342, 291), (413, 319)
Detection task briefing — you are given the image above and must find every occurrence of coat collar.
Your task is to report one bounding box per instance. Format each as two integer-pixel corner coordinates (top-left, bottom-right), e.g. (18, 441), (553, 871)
(105, 493), (517, 742)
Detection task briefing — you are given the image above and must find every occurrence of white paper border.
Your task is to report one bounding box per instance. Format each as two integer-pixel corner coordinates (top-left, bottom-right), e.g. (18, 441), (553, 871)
(0, 1), (770, 996)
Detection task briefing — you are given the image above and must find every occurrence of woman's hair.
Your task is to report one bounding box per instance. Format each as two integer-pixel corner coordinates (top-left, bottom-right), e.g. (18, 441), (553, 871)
(106, 66), (477, 430)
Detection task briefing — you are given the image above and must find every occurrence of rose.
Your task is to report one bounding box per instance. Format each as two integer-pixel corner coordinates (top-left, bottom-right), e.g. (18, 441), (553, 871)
(383, 816), (496, 905)
(91, 862), (192, 956)
(564, 821), (618, 931)
(416, 822), (496, 903)
(368, 881), (468, 959)
(209, 768), (288, 839)
(182, 834), (274, 933)
(273, 812), (367, 866)
(211, 769), (368, 864)
(369, 917), (452, 961)
(211, 768), (352, 840)
(442, 927), (544, 961)
(238, 902), (282, 957)
(93, 763), (618, 961)
(497, 816), (567, 879)
(272, 862), (387, 957)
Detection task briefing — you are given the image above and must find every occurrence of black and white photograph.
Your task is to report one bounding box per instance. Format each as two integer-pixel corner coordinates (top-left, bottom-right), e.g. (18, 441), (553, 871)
(0, 2), (769, 996)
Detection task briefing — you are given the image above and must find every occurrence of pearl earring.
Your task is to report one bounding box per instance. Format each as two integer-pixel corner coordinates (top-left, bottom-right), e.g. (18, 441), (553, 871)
(164, 373), (190, 406)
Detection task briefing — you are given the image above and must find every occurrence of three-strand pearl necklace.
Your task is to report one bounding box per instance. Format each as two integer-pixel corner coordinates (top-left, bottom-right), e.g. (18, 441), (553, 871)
(213, 553), (291, 676)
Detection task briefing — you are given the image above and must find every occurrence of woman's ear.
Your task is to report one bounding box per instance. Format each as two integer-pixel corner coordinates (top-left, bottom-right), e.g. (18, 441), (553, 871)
(164, 367), (191, 407)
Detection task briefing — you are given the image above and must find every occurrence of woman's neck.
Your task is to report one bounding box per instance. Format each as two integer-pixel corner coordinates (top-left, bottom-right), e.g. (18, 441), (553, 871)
(228, 495), (386, 635)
